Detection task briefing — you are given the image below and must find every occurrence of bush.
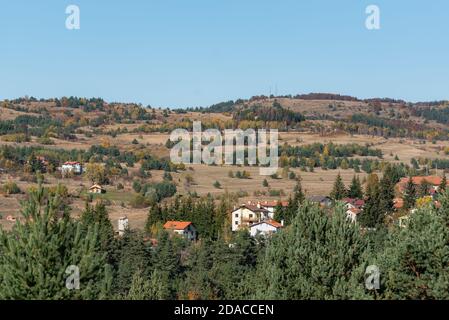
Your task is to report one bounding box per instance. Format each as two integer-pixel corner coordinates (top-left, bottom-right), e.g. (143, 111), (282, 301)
(2, 181), (21, 195)
(37, 137), (54, 145)
(2, 133), (29, 143)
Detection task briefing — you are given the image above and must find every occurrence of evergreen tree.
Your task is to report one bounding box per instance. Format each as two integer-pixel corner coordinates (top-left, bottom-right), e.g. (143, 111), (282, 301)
(125, 269), (170, 300)
(114, 229), (152, 296)
(274, 180), (305, 225)
(330, 173), (347, 200)
(376, 197), (449, 299)
(365, 173), (379, 197)
(358, 183), (384, 228)
(418, 179), (431, 198)
(403, 176), (417, 210)
(348, 175), (363, 199)
(439, 174), (447, 193)
(377, 175), (395, 217)
(80, 201), (115, 263)
(254, 202), (368, 299)
(0, 186), (112, 299)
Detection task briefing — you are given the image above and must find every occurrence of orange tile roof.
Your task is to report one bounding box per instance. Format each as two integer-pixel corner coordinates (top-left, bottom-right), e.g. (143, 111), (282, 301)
(64, 161), (80, 165)
(394, 198), (404, 209)
(399, 176), (445, 187)
(265, 219), (283, 228)
(163, 221), (192, 230)
(348, 208), (362, 215)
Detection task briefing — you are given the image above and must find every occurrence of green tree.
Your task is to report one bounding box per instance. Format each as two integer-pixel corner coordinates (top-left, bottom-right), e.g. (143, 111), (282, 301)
(439, 175), (447, 193)
(254, 202), (368, 299)
(375, 195), (449, 299)
(348, 175), (363, 199)
(403, 176), (417, 210)
(0, 186), (112, 299)
(330, 173), (346, 200)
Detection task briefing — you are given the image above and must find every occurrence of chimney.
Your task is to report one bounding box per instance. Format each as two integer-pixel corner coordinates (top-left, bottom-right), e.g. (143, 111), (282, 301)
(281, 220), (284, 227)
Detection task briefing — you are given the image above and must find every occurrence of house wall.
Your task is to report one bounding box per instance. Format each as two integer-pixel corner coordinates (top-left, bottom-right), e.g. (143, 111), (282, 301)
(249, 223), (278, 237)
(231, 207), (260, 231)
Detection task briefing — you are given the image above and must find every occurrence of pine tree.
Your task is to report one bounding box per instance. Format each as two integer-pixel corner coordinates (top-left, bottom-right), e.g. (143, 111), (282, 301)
(254, 202), (368, 299)
(376, 197), (449, 299)
(125, 269), (170, 300)
(274, 180), (305, 225)
(403, 176), (417, 210)
(439, 174), (447, 193)
(377, 175), (395, 217)
(330, 173), (347, 200)
(365, 173), (379, 197)
(80, 201), (115, 261)
(0, 185), (112, 299)
(357, 183), (382, 228)
(114, 229), (152, 295)
(348, 175), (363, 199)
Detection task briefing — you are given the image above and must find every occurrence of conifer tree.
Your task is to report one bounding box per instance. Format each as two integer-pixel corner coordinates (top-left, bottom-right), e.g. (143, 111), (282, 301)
(330, 173), (347, 200)
(376, 197), (449, 299)
(377, 175), (395, 217)
(114, 229), (152, 295)
(274, 179), (305, 225)
(254, 202), (368, 299)
(348, 175), (363, 199)
(403, 176), (417, 210)
(439, 174), (447, 193)
(0, 185), (112, 299)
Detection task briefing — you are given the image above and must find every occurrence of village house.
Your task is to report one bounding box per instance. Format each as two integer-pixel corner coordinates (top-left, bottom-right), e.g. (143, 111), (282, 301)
(231, 203), (270, 232)
(60, 161), (83, 175)
(342, 198), (365, 210)
(308, 195), (333, 208)
(163, 221), (197, 241)
(346, 207), (362, 223)
(397, 176), (448, 195)
(89, 184), (105, 194)
(246, 200), (289, 217)
(249, 219), (284, 237)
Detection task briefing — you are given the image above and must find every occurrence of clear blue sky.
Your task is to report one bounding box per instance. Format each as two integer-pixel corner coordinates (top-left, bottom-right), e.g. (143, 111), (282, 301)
(0, 0), (448, 108)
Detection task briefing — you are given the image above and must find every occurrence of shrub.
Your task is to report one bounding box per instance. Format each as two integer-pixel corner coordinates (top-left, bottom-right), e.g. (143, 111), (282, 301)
(2, 181), (21, 195)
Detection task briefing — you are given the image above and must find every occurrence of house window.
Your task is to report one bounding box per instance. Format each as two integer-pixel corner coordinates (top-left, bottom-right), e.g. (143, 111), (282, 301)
(235, 221), (239, 225)
(249, 214), (253, 218)
(235, 214), (239, 218)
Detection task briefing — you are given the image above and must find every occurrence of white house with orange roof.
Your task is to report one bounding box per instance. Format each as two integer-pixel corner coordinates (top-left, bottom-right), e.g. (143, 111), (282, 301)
(231, 203), (270, 232)
(249, 219), (284, 237)
(163, 221), (197, 241)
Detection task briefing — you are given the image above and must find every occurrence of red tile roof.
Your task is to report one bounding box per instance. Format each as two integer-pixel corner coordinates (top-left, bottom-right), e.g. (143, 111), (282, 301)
(394, 198), (404, 209)
(398, 176), (446, 188)
(348, 208), (361, 215)
(265, 219), (283, 228)
(163, 221), (192, 230)
(64, 161), (80, 165)
(251, 219), (283, 229)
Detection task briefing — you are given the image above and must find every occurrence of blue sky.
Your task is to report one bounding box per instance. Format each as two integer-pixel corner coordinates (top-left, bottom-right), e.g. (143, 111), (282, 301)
(0, 0), (448, 108)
